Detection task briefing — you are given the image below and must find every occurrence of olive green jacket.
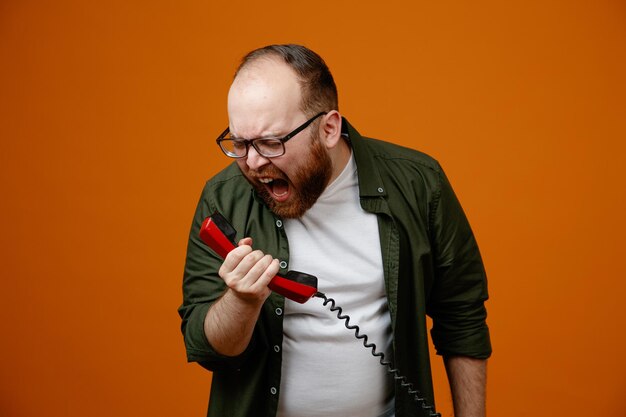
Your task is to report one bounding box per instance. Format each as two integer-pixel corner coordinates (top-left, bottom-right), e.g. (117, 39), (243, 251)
(179, 119), (491, 417)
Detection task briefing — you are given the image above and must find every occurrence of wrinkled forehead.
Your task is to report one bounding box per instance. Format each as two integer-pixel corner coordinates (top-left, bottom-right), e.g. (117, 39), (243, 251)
(227, 59), (303, 138)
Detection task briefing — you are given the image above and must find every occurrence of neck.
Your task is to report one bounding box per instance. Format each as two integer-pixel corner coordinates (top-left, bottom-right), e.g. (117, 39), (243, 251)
(328, 138), (352, 184)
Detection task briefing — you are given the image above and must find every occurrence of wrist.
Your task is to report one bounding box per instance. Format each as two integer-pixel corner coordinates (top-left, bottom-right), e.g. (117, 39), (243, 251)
(223, 287), (268, 310)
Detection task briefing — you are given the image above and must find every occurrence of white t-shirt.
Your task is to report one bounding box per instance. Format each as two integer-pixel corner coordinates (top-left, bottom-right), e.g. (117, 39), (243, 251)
(277, 153), (394, 417)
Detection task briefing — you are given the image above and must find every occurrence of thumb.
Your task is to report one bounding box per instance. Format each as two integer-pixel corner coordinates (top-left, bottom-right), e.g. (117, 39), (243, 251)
(238, 237), (253, 247)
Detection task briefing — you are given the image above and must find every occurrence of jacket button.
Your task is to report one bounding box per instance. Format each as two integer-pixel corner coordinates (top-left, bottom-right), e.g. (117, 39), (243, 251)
(275, 308), (283, 316)
(274, 345), (280, 352)
(270, 387), (277, 395)
(276, 219), (283, 228)
(279, 260), (287, 269)
(377, 187), (384, 193)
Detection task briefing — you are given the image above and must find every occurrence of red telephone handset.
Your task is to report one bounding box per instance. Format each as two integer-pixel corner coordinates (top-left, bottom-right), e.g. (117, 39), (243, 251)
(199, 212), (318, 304)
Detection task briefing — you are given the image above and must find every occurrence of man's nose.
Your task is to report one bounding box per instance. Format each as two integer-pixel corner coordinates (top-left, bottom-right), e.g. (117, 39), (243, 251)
(245, 145), (270, 170)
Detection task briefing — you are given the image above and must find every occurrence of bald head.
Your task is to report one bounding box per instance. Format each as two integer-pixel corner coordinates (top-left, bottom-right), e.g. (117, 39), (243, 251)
(227, 57), (304, 140)
(234, 44), (338, 116)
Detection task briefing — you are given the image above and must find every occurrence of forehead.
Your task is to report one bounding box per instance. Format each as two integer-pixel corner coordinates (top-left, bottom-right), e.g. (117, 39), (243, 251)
(227, 58), (303, 138)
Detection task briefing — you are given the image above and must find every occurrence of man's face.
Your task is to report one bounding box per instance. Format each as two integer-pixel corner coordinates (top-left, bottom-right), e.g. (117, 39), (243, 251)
(227, 58), (333, 218)
(239, 128), (332, 219)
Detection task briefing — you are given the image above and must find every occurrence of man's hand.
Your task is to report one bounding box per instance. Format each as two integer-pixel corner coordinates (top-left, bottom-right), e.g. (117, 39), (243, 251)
(219, 237), (278, 302)
(444, 356), (487, 417)
(204, 238), (280, 356)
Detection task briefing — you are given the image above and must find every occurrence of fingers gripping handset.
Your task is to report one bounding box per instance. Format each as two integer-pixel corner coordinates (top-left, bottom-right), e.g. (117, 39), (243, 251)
(199, 212), (318, 304)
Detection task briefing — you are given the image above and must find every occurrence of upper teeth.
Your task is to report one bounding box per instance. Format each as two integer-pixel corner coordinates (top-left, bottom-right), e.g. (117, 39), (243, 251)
(259, 178), (273, 184)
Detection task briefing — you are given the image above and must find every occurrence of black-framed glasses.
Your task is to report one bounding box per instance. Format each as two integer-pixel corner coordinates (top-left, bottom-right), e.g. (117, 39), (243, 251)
(216, 112), (327, 158)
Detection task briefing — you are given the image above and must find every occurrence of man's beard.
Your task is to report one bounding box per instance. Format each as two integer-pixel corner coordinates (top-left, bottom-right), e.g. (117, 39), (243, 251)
(243, 135), (333, 219)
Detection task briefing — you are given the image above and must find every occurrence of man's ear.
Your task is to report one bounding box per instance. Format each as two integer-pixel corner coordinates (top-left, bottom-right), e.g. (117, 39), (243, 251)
(320, 110), (342, 149)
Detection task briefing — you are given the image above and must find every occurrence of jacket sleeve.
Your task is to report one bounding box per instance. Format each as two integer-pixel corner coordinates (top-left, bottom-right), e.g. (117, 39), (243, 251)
(426, 166), (492, 359)
(177, 181), (255, 371)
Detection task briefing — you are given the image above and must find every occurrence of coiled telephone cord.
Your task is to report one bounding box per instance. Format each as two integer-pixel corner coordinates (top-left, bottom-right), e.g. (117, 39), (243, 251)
(314, 292), (441, 417)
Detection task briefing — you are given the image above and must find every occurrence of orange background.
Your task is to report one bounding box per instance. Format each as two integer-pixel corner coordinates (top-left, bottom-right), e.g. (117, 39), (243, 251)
(1, 1), (625, 416)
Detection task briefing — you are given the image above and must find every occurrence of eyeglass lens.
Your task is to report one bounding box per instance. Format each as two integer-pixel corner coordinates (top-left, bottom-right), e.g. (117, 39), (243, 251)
(220, 138), (285, 158)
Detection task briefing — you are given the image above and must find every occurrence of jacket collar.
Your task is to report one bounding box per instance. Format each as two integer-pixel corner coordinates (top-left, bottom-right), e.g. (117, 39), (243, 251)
(342, 117), (387, 198)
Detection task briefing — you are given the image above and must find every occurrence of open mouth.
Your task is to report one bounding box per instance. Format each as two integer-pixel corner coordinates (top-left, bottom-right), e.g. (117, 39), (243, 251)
(258, 177), (290, 201)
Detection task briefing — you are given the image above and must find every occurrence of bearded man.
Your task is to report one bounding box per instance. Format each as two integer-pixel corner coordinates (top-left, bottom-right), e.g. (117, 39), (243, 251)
(179, 44), (491, 417)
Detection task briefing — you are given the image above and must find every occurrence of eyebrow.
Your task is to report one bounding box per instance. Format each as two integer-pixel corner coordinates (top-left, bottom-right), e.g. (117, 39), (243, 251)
(229, 131), (284, 141)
